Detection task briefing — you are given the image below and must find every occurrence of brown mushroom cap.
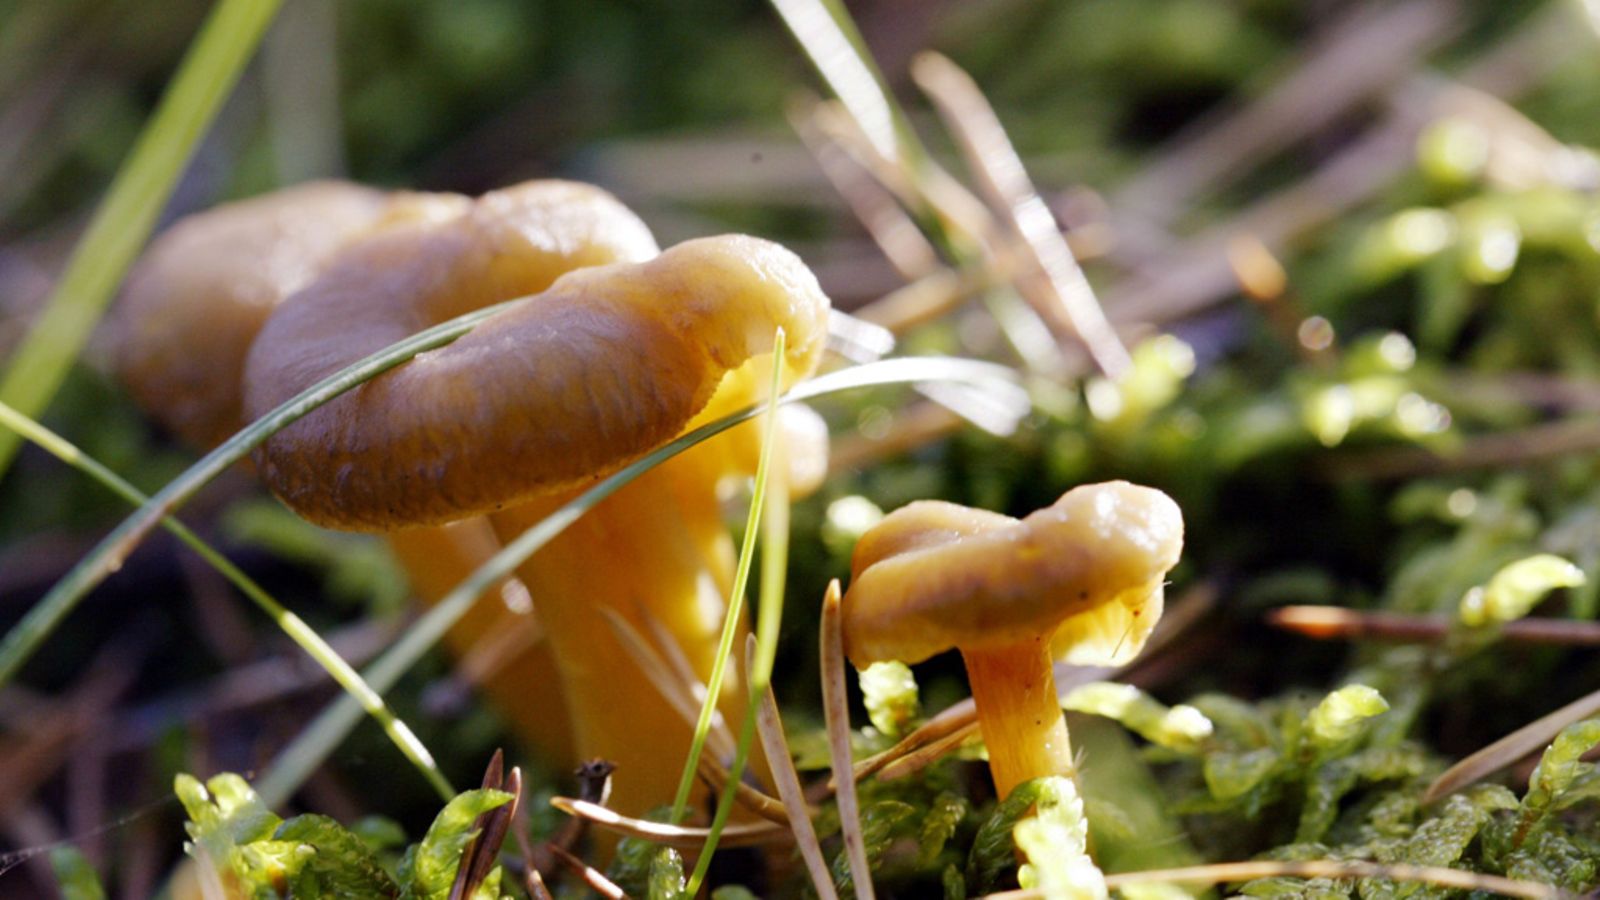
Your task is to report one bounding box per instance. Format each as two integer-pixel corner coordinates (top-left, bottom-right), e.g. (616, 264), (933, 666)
(842, 480), (1183, 667)
(245, 225), (830, 531)
(116, 181), (391, 447)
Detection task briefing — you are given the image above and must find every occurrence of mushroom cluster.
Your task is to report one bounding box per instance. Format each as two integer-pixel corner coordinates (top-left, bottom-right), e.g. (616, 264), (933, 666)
(840, 481), (1184, 799)
(118, 179), (832, 816)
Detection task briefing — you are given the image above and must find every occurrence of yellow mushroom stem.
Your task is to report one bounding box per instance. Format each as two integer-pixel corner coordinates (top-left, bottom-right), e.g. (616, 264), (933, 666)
(385, 521), (574, 765)
(961, 638), (1076, 802)
(488, 453), (756, 817)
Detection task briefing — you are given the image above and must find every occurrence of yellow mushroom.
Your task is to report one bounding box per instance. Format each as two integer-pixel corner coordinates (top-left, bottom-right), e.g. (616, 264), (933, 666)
(243, 214), (832, 817)
(117, 180), (390, 448)
(114, 179), (665, 769)
(840, 481), (1183, 800)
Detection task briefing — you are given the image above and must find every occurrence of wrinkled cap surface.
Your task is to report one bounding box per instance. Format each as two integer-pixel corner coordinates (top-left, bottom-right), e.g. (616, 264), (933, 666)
(246, 221), (831, 530)
(842, 481), (1184, 667)
(116, 181), (390, 447)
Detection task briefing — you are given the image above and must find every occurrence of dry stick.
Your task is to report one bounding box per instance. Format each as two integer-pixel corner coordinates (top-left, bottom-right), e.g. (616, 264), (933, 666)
(546, 797), (786, 849)
(875, 724), (979, 782)
(983, 860), (1567, 900)
(0, 636), (144, 825)
(510, 790), (556, 900)
(850, 269), (980, 334)
(748, 636), (838, 900)
(912, 51), (1132, 380)
(1424, 684), (1600, 805)
(805, 99), (1069, 378)
(630, 597), (732, 732)
(546, 844), (628, 900)
(800, 114), (1029, 439)
(1324, 418), (1600, 481)
(846, 694), (978, 785)
(1111, 0), (1461, 236)
(527, 760), (613, 881)
(1270, 605), (1600, 646)
(1107, 2), (1587, 331)
(601, 608), (738, 761)
(694, 752), (791, 826)
(828, 400), (964, 475)
(100, 618), (398, 753)
(821, 579), (874, 900)
(790, 98), (941, 281)
(443, 608), (540, 694)
(1443, 371), (1600, 416)
(1225, 234), (1337, 370)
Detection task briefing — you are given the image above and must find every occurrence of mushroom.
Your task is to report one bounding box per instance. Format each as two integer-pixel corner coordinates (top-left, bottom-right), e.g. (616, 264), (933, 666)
(113, 179), (666, 768)
(117, 180), (390, 448)
(242, 207), (832, 816)
(840, 481), (1183, 799)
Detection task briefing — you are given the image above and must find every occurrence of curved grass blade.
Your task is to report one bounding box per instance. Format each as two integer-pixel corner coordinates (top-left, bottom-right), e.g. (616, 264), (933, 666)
(255, 355), (1020, 805)
(669, 328), (787, 824)
(0, 400), (453, 800)
(684, 332), (791, 892)
(0, 0), (284, 474)
(0, 299), (518, 689)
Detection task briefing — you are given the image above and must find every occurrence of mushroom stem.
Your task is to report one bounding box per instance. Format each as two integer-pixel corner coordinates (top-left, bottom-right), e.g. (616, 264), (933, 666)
(488, 452), (764, 817)
(385, 521), (574, 766)
(962, 638), (1075, 801)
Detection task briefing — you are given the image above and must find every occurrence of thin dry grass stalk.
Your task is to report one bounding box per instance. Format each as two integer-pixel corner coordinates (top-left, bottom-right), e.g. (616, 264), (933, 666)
(546, 843), (627, 900)
(911, 51), (1132, 379)
(601, 607), (738, 761)
(875, 722), (979, 782)
(821, 578), (875, 900)
(979, 859), (1569, 900)
(748, 636), (838, 900)
(547, 796), (787, 849)
(790, 99), (940, 281)
(1425, 684), (1600, 804)
(1324, 418), (1600, 481)
(694, 751), (790, 825)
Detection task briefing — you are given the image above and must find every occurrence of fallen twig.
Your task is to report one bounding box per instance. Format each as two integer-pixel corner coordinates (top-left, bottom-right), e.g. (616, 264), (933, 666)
(547, 796), (787, 849)
(821, 579), (874, 900)
(986, 859), (1569, 900)
(1271, 605), (1600, 646)
(749, 636), (837, 900)
(1425, 684), (1600, 804)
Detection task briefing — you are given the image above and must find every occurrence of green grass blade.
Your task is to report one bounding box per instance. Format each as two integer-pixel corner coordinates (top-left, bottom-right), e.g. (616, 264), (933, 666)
(0, 299), (516, 689)
(686, 340), (796, 894)
(0, 0), (284, 475)
(0, 400), (453, 801)
(255, 355), (1021, 805)
(669, 329), (788, 824)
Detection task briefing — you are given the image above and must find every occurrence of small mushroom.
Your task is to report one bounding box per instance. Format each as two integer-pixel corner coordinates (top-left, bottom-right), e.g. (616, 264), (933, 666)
(243, 207), (831, 815)
(840, 481), (1183, 799)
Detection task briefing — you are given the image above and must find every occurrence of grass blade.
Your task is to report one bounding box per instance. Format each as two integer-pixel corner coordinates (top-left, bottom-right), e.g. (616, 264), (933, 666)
(669, 328), (788, 824)
(0, 400), (453, 800)
(0, 0), (284, 474)
(686, 332), (792, 894)
(0, 299), (516, 689)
